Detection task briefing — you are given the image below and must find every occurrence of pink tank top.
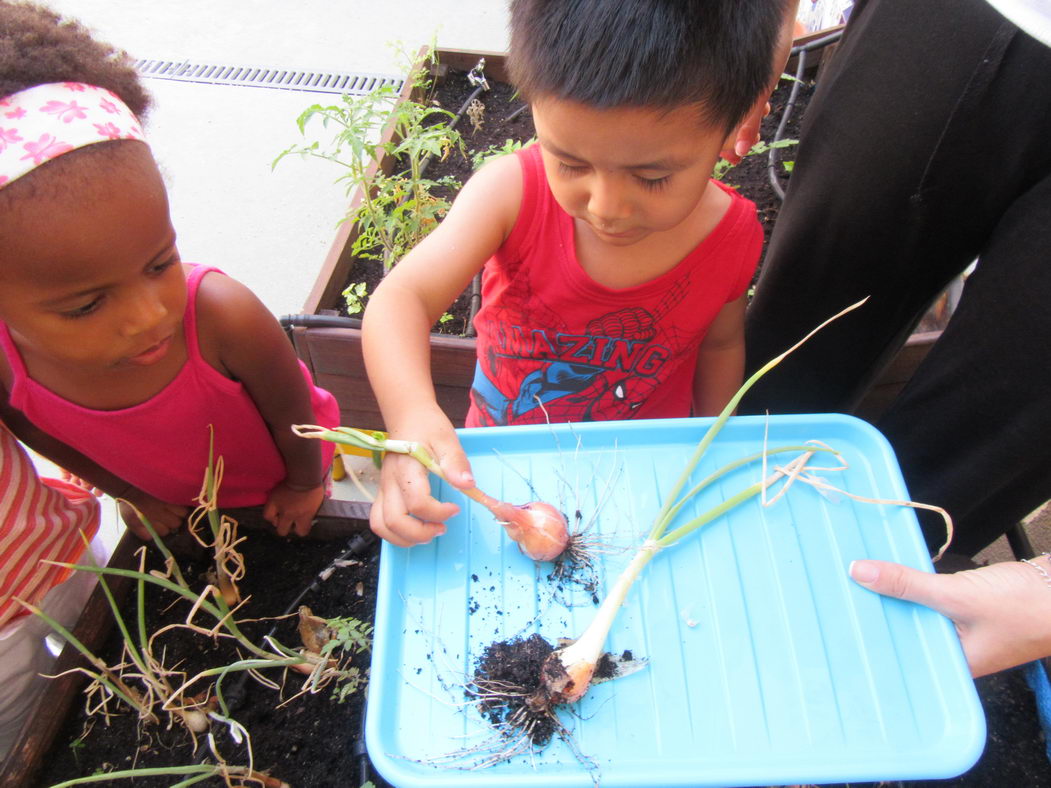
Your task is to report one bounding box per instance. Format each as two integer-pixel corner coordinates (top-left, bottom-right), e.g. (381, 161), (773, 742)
(0, 265), (339, 507)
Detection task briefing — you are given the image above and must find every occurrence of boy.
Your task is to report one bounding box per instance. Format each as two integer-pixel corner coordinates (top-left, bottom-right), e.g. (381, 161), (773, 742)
(363, 0), (797, 547)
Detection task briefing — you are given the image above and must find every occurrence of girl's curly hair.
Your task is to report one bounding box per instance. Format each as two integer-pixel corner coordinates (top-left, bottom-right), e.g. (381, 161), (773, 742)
(0, 0), (150, 117)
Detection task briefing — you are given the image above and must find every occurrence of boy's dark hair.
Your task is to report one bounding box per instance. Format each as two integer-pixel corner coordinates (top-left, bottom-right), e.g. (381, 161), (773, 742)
(0, 0), (150, 117)
(508, 0), (787, 132)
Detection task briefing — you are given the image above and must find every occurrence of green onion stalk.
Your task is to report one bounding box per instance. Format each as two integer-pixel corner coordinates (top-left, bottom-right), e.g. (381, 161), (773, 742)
(533, 299), (867, 708)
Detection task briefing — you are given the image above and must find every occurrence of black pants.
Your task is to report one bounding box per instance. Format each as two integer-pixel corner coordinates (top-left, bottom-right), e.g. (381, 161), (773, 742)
(741, 0), (1051, 556)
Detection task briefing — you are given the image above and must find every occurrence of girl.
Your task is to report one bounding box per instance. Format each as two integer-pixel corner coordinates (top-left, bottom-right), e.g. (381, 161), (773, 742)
(0, 1), (339, 538)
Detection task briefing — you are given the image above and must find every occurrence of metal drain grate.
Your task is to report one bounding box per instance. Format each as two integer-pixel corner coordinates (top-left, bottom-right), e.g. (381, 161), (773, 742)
(134, 58), (404, 95)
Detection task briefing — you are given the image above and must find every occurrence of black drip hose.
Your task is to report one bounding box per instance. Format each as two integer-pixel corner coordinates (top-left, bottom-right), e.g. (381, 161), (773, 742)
(418, 59), (488, 180)
(466, 273), (482, 337)
(767, 29), (845, 201)
(767, 47), (807, 201)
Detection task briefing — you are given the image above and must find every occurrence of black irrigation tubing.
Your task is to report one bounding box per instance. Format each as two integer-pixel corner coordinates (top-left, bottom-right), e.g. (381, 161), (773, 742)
(504, 103), (530, 123)
(767, 29), (844, 201)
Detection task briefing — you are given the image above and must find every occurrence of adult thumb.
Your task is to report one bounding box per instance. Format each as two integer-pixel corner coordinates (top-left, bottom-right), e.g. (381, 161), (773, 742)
(849, 559), (947, 613)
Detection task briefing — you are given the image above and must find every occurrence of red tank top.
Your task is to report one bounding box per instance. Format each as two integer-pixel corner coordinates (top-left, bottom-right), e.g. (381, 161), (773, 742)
(467, 145), (761, 426)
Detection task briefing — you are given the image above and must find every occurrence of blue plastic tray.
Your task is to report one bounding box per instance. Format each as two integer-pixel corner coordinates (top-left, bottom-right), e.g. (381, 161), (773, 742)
(366, 415), (984, 787)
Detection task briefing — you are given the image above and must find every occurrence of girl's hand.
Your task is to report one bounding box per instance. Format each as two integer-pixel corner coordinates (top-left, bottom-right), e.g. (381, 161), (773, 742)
(59, 469), (104, 496)
(118, 492), (189, 539)
(263, 481), (325, 537)
(370, 426), (474, 548)
(850, 557), (1051, 677)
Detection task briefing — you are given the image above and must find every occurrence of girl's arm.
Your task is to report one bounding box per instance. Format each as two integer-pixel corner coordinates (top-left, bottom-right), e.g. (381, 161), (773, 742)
(0, 394), (188, 537)
(196, 275), (326, 537)
(692, 295), (747, 417)
(362, 153), (523, 548)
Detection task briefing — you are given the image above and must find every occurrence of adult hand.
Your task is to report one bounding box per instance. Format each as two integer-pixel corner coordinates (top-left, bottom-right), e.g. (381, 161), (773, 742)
(369, 426), (475, 548)
(850, 557), (1051, 678)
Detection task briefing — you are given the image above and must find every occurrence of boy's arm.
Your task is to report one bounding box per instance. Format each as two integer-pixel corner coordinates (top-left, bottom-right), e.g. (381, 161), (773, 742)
(362, 154), (523, 547)
(196, 275), (327, 537)
(0, 396), (188, 536)
(692, 295), (747, 417)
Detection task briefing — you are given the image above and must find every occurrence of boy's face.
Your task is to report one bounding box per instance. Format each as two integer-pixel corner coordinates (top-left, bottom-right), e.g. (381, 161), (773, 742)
(532, 97), (734, 248)
(0, 144), (186, 374)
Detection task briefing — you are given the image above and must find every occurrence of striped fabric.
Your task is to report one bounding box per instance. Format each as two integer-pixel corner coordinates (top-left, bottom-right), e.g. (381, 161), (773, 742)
(0, 425), (99, 630)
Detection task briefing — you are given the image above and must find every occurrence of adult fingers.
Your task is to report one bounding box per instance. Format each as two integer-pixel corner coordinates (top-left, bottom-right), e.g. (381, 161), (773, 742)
(849, 559), (956, 616)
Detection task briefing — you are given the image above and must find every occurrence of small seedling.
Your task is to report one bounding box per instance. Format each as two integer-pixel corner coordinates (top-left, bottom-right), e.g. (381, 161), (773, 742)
(471, 137), (534, 171)
(342, 281), (369, 315)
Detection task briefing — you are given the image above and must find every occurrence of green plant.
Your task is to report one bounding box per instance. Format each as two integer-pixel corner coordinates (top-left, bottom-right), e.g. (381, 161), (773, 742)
(712, 137), (799, 181)
(342, 281), (369, 315)
(470, 137), (534, 171)
(318, 614), (373, 702)
(274, 48), (467, 272)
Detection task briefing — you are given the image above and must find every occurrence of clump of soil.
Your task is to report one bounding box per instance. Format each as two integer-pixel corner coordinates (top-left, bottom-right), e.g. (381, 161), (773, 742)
(469, 633), (559, 746)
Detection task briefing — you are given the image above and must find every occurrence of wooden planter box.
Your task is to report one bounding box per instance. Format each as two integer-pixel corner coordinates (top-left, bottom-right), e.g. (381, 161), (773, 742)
(293, 40), (945, 432)
(292, 321), (946, 432)
(0, 511), (369, 787)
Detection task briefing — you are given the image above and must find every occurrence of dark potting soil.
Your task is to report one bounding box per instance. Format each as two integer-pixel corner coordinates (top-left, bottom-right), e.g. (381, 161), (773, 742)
(35, 511), (394, 788)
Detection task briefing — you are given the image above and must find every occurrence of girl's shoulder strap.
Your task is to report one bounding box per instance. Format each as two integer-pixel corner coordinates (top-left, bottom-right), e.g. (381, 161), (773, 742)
(182, 264), (227, 360)
(0, 320), (28, 394)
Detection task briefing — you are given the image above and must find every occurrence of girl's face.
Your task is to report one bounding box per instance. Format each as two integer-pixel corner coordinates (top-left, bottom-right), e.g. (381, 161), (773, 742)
(0, 143), (185, 373)
(531, 97), (734, 248)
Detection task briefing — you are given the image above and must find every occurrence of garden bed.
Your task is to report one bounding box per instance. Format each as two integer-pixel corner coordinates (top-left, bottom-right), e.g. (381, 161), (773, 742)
(3, 511), (394, 788)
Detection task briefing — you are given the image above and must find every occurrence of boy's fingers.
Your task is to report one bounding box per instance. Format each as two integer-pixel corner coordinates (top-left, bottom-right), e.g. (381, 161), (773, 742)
(371, 487), (446, 547)
(849, 559), (951, 614)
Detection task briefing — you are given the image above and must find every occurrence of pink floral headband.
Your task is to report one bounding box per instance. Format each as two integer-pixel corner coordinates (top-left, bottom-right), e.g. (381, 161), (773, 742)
(0, 82), (145, 189)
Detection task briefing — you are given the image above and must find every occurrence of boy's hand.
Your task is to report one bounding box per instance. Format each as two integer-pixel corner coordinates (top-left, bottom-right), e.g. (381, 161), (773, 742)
(118, 492), (189, 539)
(263, 481), (325, 537)
(370, 427), (475, 548)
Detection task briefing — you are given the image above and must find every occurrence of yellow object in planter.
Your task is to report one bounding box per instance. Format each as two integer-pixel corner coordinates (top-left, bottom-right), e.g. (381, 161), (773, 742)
(330, 442), (378, 481)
